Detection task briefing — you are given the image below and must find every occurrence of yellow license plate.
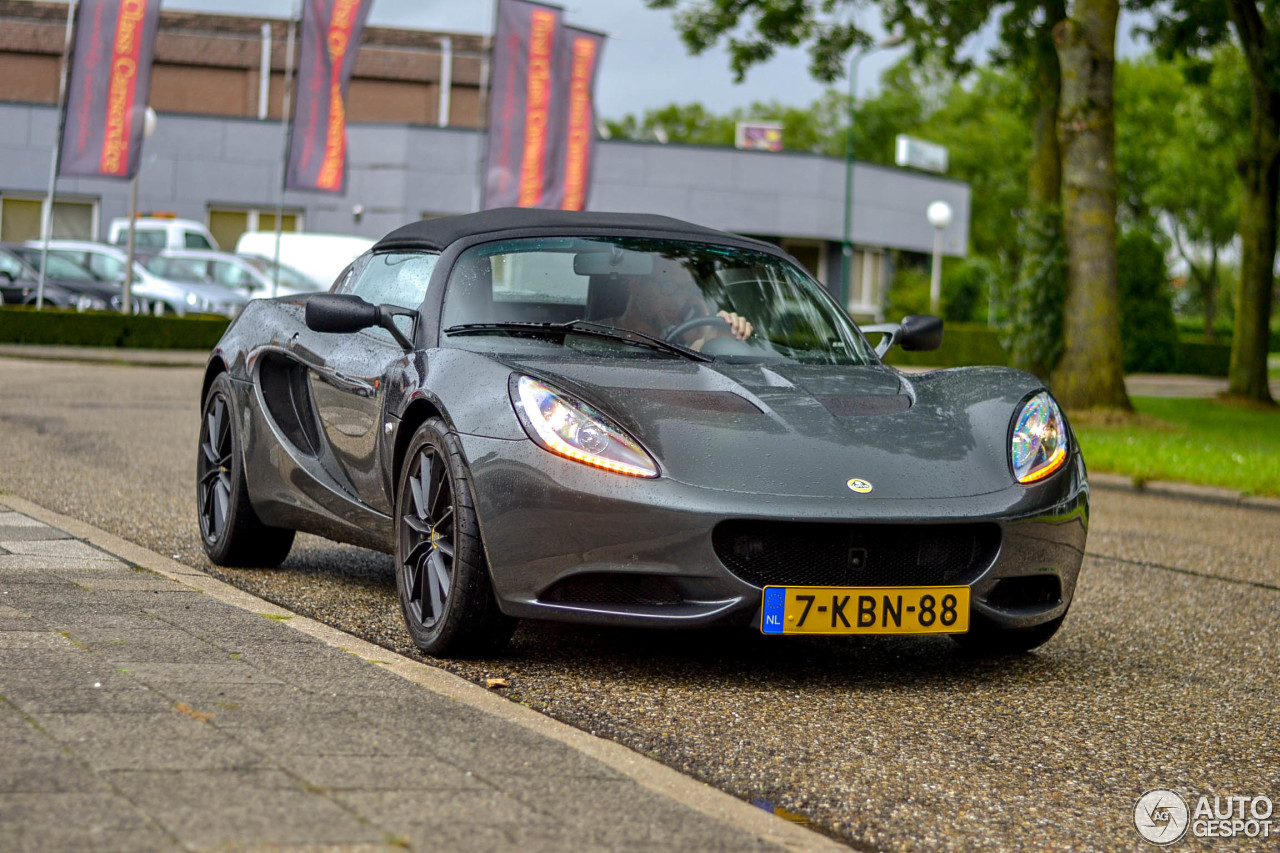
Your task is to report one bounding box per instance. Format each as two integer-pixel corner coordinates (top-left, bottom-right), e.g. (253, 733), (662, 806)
(760, 585), (970, 635)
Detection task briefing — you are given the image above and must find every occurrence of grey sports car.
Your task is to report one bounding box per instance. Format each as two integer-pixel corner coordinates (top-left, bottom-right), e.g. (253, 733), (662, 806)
(198, 209), (1087, 657)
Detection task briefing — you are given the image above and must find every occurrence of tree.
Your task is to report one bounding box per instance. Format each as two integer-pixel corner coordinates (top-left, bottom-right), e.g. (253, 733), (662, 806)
(1139, 1), (1278, 404)
(646, 0), (1130, 408)
(1051, 0), (1131, 409)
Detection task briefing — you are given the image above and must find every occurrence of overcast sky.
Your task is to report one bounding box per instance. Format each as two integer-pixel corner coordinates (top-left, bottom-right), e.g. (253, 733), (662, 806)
(37, 0), (1149, 120)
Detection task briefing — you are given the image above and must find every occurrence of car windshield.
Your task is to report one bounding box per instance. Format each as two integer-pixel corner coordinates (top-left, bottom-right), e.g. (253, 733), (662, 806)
(240, 256), (318, 290)
(144, 257), (208, 282)
(440, 237), (875, 365)
(12, 248), (97, 282)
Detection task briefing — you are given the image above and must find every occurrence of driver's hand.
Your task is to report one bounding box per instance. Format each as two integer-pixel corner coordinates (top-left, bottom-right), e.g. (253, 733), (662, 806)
(717, 310), (753, 340)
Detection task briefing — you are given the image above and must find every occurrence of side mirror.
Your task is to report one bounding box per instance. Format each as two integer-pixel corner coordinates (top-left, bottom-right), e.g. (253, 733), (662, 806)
(860, 314), (944, 357)
(305, 293), (380, 334)
(305, 293), (415, 350)
(898, 314), (944, 352)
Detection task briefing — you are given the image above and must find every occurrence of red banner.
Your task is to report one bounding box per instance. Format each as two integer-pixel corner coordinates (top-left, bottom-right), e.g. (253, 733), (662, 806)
(285, 0), (374, 194)
(559, 27), (604, 211)
(59, 0), (161, 180)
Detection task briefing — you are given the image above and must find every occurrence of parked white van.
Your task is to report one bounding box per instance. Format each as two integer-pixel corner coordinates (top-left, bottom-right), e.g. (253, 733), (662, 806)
(234, 231), (374, 290)
(108, 216), (219, 251)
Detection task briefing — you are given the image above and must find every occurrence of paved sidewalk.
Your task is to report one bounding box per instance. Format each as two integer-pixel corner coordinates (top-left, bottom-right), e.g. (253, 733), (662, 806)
(0, 496), (839, 852)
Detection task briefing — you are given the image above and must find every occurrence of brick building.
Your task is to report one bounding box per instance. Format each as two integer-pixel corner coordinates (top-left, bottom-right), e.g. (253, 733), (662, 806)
(0, 0), (970, 317)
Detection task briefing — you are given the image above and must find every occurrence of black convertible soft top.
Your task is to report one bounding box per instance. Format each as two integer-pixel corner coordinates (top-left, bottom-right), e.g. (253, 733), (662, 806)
(372, 208), (775, 253)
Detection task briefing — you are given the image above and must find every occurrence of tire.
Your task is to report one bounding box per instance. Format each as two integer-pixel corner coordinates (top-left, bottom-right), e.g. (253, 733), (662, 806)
(197, 373), (295, 567)
(395, 418), (516, 657)
(950, 612), (1066, 656)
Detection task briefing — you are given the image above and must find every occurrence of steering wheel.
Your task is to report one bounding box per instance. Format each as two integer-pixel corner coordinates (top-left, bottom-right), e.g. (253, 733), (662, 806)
(664, 314), (732, 342)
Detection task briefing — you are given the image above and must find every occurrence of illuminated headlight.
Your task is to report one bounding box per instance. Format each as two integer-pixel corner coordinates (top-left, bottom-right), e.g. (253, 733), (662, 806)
(185, 292), (200, 307)
(512, 375), (658, 478)
(1010, 391), (1068, 484)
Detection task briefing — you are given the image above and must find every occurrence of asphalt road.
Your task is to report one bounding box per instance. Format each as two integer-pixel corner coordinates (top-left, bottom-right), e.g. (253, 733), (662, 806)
(2, 355), (1277, 852)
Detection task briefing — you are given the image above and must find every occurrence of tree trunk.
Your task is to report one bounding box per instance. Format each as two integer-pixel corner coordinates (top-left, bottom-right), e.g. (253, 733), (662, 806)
(1050, 0), (1131, 411)
(1028, 1), (1065, 209)
(1226, 0), (1279, 405)
(1205, 243), (1218, 344)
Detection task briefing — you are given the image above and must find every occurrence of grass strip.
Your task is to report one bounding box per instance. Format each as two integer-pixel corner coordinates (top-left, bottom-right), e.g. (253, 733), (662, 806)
(1073, 396), (1280, 497)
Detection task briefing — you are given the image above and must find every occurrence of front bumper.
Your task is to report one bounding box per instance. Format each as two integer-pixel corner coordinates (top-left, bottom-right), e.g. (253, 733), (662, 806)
(459, 434), (1088, 631)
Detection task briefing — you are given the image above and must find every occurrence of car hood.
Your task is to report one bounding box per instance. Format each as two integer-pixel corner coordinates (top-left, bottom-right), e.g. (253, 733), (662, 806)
(483, 355), (1048, 501)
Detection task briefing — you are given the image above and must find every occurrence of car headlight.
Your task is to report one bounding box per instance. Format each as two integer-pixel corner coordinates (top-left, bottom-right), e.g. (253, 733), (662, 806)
(185, 292), (200, 307)
(1010, 391), (1068, 484)
(511, 375), (658, 478)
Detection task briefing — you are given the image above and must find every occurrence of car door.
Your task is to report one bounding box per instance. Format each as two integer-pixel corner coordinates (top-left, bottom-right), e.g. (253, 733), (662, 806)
(298, 251), (437, 513)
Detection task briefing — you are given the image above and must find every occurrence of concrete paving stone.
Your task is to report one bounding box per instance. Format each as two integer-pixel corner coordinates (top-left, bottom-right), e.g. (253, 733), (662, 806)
(0, 742), (112, 794)
(145, 682), (349, 720)
(0, 791), (155, 832)
(150, 616), (323, 647)
(0, 630), (82, 651)
(0, 567), (90, 585)
(2, 680), (174, 715)
(332, 788), (556, 836)
(0, 647), (98, 670)
(0, 539), (121, 560)
(103, 770), (386, 847)
(285, 754), (491, 793)
(241, 656), (433, 697)
(110, 661), (286, 685)
(224, 710), (439, 758)
(0, 616), (35, 629)
(388, 713), (627, 781)
(0, 526), (73, 541)
(0, 512), (47, 528)
(0, 662), (147, 693)
(31, 711), (273, 773)
(61, 626), (239, 665)
(57, 576), (186, 593)
(38, 609), (175, 632)
(0, 603), (30, 618)
(0, 826), (180, 853)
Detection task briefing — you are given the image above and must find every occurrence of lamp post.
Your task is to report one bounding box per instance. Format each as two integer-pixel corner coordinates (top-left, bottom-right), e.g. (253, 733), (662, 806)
(841, 34), (904, 313)
(926, 199), (953, 316)
(122, 106), (157, 315)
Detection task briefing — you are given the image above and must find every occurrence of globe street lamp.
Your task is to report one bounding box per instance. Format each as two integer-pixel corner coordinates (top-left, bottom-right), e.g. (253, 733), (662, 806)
(842, 34), (905, 312)
(926, 199), (953, 316)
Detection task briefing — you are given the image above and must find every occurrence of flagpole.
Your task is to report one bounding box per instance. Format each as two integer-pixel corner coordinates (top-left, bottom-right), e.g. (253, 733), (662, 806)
(475, 0), (498, 212)
(37, 0), (78, 312)
(272, 2), (299, 298)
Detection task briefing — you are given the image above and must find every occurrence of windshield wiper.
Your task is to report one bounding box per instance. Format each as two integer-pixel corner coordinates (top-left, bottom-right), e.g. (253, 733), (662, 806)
(443, 320), (712, 362)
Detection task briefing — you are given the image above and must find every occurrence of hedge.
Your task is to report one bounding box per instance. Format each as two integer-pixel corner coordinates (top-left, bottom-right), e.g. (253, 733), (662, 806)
(882, 322), (1233, 376)
(0, 306), (230, 350)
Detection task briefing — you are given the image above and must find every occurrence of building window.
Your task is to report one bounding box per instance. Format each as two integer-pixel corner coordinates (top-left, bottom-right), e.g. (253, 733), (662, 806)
(208, 207), (302, 254)
(846, 249), (884, 320)
(780, 239), (827, 286)
(0, 196), (97, 242)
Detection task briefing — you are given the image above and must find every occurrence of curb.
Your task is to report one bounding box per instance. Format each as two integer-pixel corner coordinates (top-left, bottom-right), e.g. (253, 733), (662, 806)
(0, 343), (207, 368)
(1089, 472), (1280, 514)
(0, 493), (846, 853)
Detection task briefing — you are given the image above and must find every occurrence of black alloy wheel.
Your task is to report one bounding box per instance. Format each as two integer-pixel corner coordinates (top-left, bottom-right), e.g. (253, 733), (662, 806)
(197, 373), (295, 567)
(395, 418), (515, 657)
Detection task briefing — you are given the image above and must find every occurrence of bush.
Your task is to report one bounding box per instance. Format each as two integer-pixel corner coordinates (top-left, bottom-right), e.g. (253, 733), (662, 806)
(886, 263), (931, 318)
(0, 306), (229, 350)
(942, 258), (995, 323)
(1117, 228), (1180, 373)
(883, 322), (1009, 368)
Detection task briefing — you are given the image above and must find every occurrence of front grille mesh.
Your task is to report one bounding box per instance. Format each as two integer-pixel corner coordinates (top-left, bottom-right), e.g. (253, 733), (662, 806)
(713, 521), (1000, 588)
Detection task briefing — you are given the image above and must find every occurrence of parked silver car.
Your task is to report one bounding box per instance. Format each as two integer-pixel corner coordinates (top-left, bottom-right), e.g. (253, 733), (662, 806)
(30, 240), (247, 317)
(143, 250), (321, 300)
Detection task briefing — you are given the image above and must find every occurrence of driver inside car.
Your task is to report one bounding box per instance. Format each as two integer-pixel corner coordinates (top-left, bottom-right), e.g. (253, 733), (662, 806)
(605, 257), (753, 349)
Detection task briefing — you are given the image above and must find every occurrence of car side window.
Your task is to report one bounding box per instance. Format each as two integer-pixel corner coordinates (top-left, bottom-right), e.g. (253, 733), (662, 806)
(341, 252), (437, 341)
(185, 233), (213, 249)
(0, 253), (26, 281)
(87, 253), (125, 280)
(134, 230), (166, 249)
(212, 262), (249, 287)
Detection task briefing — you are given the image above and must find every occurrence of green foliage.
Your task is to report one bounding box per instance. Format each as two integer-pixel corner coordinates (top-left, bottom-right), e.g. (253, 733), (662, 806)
(1117, 228), (1180, 374)
(943, 258), (995, 323)
(1172, 337), (1231, 377)
(885, 262), (931, 317)
(0, 306), (229, 350)
(1001, 204), (1065, 380)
